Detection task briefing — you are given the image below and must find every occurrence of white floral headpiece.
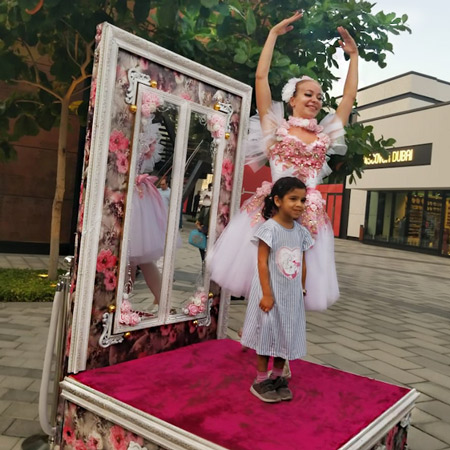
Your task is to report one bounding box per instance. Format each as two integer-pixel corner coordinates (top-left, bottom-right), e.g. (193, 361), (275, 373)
(281, 76), (318, 103)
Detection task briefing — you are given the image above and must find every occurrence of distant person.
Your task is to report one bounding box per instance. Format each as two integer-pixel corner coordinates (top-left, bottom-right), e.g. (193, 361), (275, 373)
(158, 178), (171, 209)
(195, 194), (211, 261)
(192, 190), (201, 218)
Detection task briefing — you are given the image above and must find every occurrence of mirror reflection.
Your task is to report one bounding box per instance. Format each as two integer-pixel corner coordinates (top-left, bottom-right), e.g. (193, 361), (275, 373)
(171, 111), (215, 315)
(118, 84), (228, 327)
(120, 90), (179, 325)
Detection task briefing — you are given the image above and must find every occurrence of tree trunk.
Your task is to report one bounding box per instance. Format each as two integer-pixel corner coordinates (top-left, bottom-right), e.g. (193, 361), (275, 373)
(48, 98), (69, 280)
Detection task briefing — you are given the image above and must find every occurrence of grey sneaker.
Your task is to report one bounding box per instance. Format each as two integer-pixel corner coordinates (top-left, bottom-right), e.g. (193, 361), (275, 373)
(272, 376), (293, 401)
(250, 379), (281, 403)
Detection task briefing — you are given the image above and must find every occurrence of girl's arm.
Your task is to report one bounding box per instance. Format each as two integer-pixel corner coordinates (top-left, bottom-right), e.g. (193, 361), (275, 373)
(335, 27), (359, 125)
(302, 252), (307, 294)
(258, 240), (274, 312)
(256, 11), (303, 121)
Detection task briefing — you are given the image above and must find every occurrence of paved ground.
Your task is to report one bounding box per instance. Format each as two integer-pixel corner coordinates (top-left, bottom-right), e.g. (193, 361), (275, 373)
(1, 239), (450, 449)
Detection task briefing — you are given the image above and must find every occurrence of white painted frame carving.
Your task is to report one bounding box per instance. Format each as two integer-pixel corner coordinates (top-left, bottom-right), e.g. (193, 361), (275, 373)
(69, 23), (252, 373)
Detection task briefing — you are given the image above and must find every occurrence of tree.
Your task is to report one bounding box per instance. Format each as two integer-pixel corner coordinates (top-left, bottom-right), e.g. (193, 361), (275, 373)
(0, 0), (409, 278)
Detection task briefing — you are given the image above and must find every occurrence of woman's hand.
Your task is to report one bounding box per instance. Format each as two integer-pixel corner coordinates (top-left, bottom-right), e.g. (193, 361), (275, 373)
(259, 295), (274, 313)
(337, 26), (358, 56)
(270, 11), (303, 36)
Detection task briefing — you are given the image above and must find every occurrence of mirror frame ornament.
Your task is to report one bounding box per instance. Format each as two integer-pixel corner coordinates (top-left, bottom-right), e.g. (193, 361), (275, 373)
(68, 23), (252, 373)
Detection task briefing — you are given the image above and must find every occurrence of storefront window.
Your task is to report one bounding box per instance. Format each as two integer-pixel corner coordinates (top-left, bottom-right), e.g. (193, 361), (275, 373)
(364, 189), (449, 256)
(366, 191), (379, 239)
(365, 192), (392, 242)
(421, 191), (443, 250)
(406, 191), (424, 247)
(392, 192), (408, 244)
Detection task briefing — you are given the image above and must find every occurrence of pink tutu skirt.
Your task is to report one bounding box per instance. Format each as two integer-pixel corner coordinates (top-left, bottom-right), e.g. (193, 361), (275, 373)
(207, 185), (339, 310)
(129, 175), (168, 265)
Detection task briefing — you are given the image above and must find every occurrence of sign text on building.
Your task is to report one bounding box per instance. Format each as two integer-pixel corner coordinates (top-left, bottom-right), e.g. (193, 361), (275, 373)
(363, 143), (432, 169)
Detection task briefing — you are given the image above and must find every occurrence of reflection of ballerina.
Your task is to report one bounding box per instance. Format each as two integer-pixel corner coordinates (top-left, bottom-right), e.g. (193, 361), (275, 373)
(128, 115), (167, 306)
(207, 12), (358, 311)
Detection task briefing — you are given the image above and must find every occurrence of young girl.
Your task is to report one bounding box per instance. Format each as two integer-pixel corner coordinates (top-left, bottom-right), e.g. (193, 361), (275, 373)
(240, 177), (314, 403)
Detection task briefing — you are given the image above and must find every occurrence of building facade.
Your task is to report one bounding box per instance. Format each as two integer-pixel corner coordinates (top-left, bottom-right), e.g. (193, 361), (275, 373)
(346, 72), (450, 257)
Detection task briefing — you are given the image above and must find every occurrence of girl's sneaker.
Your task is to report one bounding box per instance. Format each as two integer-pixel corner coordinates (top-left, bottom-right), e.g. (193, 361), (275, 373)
(250, 379), (281, 403)
(272, 376), (293, 401)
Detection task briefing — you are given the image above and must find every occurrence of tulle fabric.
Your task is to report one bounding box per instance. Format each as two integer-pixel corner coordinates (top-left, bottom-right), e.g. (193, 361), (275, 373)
(304, 222), (339, 310)
(129, 176), (168, 265)
(245, 102), (284, 172)
(206, 209), (259, 297)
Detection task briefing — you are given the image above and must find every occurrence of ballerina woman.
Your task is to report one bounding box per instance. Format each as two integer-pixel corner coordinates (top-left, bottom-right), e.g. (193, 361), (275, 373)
(207, 11), (358, 311)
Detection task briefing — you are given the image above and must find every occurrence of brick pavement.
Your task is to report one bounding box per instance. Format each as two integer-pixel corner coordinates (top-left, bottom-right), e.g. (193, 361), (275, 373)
(1, 240), (450, 449)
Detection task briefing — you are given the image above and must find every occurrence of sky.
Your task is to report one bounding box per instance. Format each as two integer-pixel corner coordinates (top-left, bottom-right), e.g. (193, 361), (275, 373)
(330, 0), (450, 96)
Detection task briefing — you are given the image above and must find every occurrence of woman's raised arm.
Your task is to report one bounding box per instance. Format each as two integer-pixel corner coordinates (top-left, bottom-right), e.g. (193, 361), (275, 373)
(255, 11), (303, 121)
(335, 27), (359, 125)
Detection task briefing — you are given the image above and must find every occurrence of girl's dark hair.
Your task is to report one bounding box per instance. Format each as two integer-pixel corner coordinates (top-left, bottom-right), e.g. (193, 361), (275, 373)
(262, 177), (306, 220)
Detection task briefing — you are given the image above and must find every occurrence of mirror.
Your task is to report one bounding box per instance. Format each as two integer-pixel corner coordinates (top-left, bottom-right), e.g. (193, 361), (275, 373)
(116, 81), (228, 330)
(171, 110), (215, 315)
(119, 86), (181, 325)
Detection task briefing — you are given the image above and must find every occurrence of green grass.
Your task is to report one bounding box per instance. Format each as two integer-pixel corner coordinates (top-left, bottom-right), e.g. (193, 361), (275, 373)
(0, 268), (62, 302)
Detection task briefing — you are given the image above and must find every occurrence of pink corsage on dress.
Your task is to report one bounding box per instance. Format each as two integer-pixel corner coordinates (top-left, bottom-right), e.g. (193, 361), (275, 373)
(207, 102), (347, 310)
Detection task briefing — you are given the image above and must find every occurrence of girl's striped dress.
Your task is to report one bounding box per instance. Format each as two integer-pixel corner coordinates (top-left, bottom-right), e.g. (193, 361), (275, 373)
(240, 219), (314, 360)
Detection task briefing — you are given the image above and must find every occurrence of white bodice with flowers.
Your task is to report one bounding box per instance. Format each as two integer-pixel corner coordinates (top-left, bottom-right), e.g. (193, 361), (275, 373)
(269, 120), (331, 188)
(245, 102), (347, 187)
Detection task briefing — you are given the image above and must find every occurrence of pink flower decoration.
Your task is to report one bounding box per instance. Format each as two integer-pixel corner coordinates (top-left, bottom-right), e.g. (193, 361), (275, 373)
(108, 190), (125, 205)
(141, 91), (162, 117)
(160, 324), (173, 336)
(65, 327), (72, 357)
(224, 175), (233, 191)
(96, 249), (117, 273)
(222, 158), (233, 176)
(207, 113), (226, 139)
(188, 304), (199, 316)
(219, 204), (230, 216)
(95, 25), (102, 45)
(89, 79), (97, 106)
(183, 288), (209, 316)
(109, 130), (129, 153)
(87, 436), (100, 450)
(119, 298), (141, 326)
(115, 152), (129, 174)
(74, 440), (87, 450)
(139, 57), (149, 70)
(110, 425), (128, 450)
(62, 424), (76, 444)
(181, 93), (192, 100)
(301, 187), (328, 236)
(103, 269), (117, 291)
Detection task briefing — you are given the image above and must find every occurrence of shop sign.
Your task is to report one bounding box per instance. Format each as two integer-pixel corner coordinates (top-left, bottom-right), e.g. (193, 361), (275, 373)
(363, 143), (432, 169)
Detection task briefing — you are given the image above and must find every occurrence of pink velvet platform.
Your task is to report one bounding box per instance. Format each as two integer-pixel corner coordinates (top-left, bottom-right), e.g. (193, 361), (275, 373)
(73, 339), (411, 450)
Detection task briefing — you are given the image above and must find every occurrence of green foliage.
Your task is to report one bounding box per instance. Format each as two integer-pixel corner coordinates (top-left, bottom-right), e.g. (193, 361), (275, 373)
(0, 268), (63, 302)
(0, 0), (410, 182)
(327, 121), (396, 184)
